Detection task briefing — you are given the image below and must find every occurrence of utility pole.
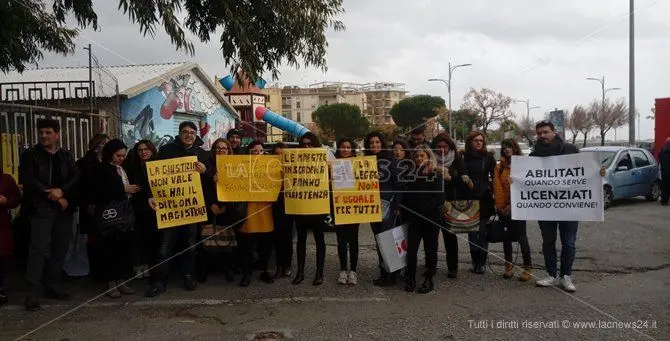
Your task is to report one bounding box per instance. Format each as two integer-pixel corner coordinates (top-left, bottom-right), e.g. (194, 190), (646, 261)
(629, 0), (636, 145)
(428, 62), (472, 137)
(84, 44), (93, 116)
(586, 76), (620, 141)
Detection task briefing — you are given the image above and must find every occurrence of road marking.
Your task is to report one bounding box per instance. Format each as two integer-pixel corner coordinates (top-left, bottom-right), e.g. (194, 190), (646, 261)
(0, 296), (390, 311)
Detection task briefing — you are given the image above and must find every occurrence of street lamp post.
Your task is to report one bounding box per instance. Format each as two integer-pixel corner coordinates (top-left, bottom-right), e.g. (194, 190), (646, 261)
(586, 76), (620, 141)
(428, 62), (472, 137)
(514, 98), (539, 121)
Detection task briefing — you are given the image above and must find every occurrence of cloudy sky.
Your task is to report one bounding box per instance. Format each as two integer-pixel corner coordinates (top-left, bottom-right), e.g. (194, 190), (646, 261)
(38, 0), (669, 140)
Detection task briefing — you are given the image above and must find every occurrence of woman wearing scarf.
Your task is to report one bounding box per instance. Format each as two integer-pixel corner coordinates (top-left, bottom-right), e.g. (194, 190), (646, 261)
(462, 131), (496, 274)
(493, 138), (532, 281)
(123, 140), (158, 279)
(93, 139), (140, 298)
(431, 133), (467, 279)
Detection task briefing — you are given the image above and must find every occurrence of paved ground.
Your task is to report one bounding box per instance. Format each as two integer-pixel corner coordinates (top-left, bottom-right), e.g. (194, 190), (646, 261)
(1, 198), (668, 341)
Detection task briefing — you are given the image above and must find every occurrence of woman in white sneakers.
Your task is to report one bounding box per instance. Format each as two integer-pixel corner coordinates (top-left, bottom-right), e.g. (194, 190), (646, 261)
(333, 138), (360, 285)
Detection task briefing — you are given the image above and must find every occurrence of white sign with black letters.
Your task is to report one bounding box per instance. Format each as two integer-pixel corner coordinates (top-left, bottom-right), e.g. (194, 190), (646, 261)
(511, 153), (604, 222)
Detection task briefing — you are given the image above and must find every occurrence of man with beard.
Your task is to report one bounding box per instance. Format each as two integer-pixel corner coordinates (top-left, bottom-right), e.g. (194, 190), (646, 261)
(408, 126), (427, 149)
(226, 128), (244, 155)
(529, 120), (581, 292)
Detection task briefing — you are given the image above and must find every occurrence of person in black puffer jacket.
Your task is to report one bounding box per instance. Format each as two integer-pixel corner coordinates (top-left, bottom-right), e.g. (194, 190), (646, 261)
(402, 145), (445, 294)
(462, 131), (496, 275)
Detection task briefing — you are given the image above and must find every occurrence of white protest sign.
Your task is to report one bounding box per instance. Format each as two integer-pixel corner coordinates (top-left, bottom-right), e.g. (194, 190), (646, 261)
(511, 153), (604, 222)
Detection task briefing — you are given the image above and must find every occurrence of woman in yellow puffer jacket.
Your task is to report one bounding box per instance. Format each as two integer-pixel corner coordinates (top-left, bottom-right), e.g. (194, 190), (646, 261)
(493, 139), (532, 281)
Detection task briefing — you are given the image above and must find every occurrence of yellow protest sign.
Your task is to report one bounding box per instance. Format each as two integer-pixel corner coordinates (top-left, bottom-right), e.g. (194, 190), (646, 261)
(282, 148), (330, 215)
(216, 155), (283, 202)
(146, 156), (207, 229)
(331, 156), (382, 225)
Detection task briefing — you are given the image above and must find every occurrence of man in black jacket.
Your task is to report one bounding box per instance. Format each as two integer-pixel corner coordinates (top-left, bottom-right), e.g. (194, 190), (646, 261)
(19, 119), (78, 311)
(145, 121), (209, 297)
(659, 137), (670, 205)
(530, 120), (581, 293)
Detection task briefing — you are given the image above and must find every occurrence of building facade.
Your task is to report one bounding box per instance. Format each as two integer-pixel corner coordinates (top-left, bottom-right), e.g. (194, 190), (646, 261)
(274, 82), (406, 129)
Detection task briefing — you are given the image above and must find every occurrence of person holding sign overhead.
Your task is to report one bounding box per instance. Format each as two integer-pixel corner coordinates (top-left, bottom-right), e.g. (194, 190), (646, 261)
(402, 145), (446, 294)
(292, 132), (327, 286)
(238, 141), (276, 287)
(146, 121), (209, 298)
(333, 138), (361, 285)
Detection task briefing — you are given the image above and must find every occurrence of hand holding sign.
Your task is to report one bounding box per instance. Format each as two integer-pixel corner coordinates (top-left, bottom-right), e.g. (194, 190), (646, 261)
(195, 162), (207, 174)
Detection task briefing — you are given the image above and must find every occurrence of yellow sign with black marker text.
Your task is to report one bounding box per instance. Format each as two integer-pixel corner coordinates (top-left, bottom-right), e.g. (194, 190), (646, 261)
(282, 149), (330, 215)
(146, 156), (207, 229)
(216, 155), (282, 202)
(331, 156), (382, 225)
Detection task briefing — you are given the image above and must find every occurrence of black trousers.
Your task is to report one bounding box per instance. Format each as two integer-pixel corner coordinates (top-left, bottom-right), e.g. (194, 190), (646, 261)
(152, 224), (198, 284)
(441, 228), (459, 272)
(295, 215), (325, 272)
(273, 212), (294, 270)
(238, 232), (273, 276)
(661, 178), (670, 204)
(502, 219), (532, 266)
(370, 221), (387, 270)
(406, 221), (440, 281)
(336, 224), (359, 271)
(26, 210), (73, 290)
(133, 208), (158, 267)
(101, 231), (133, 282)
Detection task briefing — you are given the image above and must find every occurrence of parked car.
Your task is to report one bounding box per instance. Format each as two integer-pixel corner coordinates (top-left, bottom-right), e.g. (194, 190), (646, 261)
(581, 146), (662, 209)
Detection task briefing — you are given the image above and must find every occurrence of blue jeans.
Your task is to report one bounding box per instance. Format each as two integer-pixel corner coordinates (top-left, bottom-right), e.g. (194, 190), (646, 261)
(538, 221), (578, 277)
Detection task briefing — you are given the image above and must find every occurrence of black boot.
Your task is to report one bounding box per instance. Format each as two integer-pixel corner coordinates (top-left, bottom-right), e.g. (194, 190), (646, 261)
(260, 271), (275, 284)
(404, 277), (416, 292)
(417, 276), (434, 294)
(239, 274), (251, 287)
(292, 263), (305, 285)
(24, 294), (41, 312)
(474, 251), (486, 274)
(373, 268), (389, 286)
(312, 268), (324, 286)
(470, 252), (479, 273)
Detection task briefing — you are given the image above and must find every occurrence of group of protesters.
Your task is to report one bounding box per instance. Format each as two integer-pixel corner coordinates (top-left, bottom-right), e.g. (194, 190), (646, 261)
(2, 116), (668, 312)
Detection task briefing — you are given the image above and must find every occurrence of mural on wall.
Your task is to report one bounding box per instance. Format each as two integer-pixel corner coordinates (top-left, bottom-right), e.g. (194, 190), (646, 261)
(120, 70), (237, 150)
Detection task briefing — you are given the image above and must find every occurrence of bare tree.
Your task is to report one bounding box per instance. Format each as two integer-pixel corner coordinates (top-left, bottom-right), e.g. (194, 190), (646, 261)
(568, 105), (591, 146)
(565, 110), (579, 145)
(589, 98), (628, 146)
(461, 88), (513, 134)
(517, 115), (536, 147)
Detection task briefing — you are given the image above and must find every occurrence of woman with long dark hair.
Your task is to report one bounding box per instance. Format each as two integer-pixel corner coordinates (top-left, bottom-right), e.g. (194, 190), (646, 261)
(93, 139), (140, 297)
(364, 131), (402, 286)
(431, 133), (467, 279)
(272, 142), (294, 279)
(493, 138), (532, 281)
(333, 137), (360, 285)
(199, 138), (242, 283)
(462, 131), (496, 274)
(292, 132), (327, 286)
(123, 140), (158, 279)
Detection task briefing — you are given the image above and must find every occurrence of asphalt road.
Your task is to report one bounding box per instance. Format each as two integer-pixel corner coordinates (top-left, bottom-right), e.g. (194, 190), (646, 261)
(1, 198), (668, 341)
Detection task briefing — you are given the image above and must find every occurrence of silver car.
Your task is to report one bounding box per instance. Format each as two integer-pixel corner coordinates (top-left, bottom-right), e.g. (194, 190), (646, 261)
(581, 146), (662, 209)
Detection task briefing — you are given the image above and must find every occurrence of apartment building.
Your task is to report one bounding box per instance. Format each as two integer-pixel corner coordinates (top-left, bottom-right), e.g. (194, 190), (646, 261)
(272, 82), (406, 128)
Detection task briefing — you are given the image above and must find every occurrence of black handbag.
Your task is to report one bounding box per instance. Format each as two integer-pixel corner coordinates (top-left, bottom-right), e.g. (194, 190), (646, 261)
(95, 199), (135, 237)
(486, 214), (519, 243)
